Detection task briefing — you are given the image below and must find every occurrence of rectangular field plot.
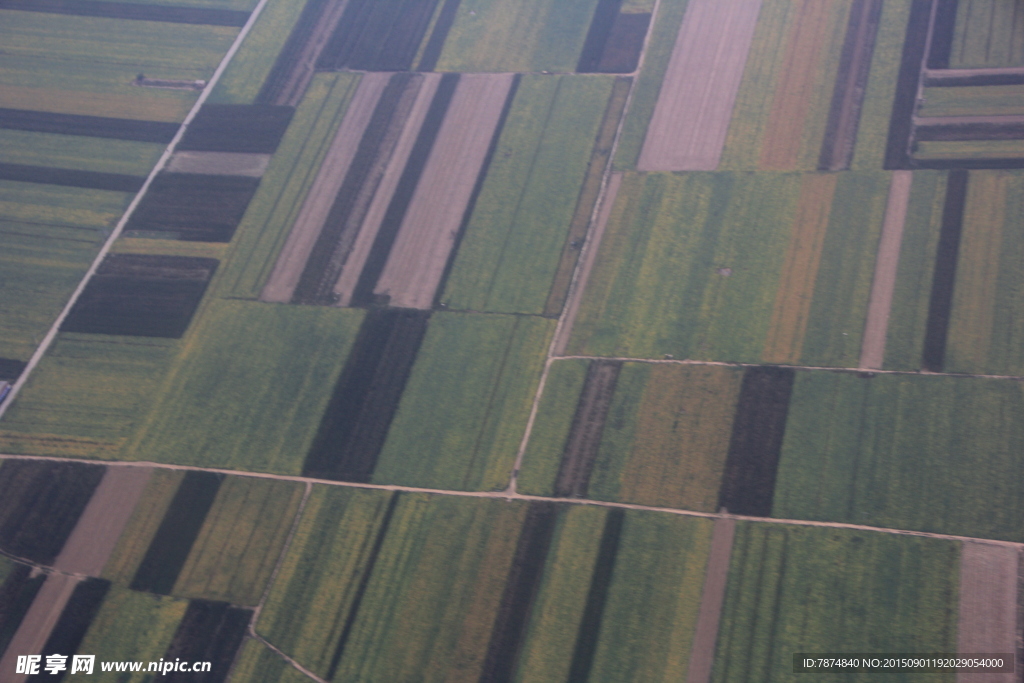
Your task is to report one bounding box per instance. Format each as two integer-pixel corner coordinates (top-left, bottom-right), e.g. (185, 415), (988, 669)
(0, 129), (165, 176)
(62, 254), (218, 338)
(567, 171), (887, 368)
(949, 0), (1024, 68)
(944, 170), (1024, 375)
(256, 490), (712, 682)
(713, 523), (959, 682)
(435, 0), (601, 72)
(773, 371), (1024, 542)
(127, 299), (364, 474)
(316, 0), (443, 72)
(919, 85), (1024, 118)
(441, 74), (614, 315)
(125, 173), (260, 242)
(0, 336), (177, 459)
(371, 312), (553, 491)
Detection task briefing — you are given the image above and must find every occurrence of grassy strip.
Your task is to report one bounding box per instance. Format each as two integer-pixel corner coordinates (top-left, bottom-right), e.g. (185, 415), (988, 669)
(373, 312), (554, 491)
(435, 0), (600, 72)
(442, 75), (614, 315)
(75, 587), (189, 682)
(0, 129), (164, 176)
(215, 73), (361, 299)
(920, 85), (1024, 117)
(0, 336), (178, 459)
(208, 0), (314, 104)
(713, 523), (958, 682)
(946, 170), (1024, 375)
(774, 371), (1024, 542)
(128, 299), (363, 473)
(568, 172), (801, 363)
(883, 171), (946, 371)
(613, 0), (690, 170)
(172, 476), (304, 605)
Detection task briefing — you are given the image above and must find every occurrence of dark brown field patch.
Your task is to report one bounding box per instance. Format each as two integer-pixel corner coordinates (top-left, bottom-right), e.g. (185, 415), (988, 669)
(0, 0), (249, 25)
(0, 460), (106, 565)
(304, 310), (430, 482)
(61, 254), (218, 338)
(316, 0), (442, 72)
(178, 105), (294, 154)
(125, 172), (260, 242)
(30, 578), (110, 682)
(0, 163), (144, 192)
(0, 358), (26, 382)
(595, 13), (651, 74)
(0, 108), (178, 142)
(717, 366), (795, 517)
(577, 0), (624, 73)
(0, 564), (45, 659)
(130, 471), (223, 596)
(417, 0), (462, 71)
(884, 0), (932, 170)
(922, 169), (968, 372)
(926, 0), (959, 70)
(554, 360), (622, 499)
(162, 599), (252, 683)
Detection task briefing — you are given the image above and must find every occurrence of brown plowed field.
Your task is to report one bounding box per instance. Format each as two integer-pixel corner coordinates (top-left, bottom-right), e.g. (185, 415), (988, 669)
(685, 517), (735, 683)
(637, 0), (763, 171)
(859, 170), (912, 369)
(373, 73), (514, 310)
(260, 73), (391, 303)
(957, 542), (1017, 682)
(763, 173), (837, 364)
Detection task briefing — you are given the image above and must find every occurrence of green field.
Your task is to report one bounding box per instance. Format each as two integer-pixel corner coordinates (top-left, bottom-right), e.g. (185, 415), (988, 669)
(950, 0), (1024, 68)
(208, 0), (314, 104)
(259, 490), (526, 680)
(713, 523), (959, 683)
(915, 140), (1024, 160)
(229, 640), (311, 683)
(774, 371), (1024, 542)
(718, 0), (850, 171)
(0, 335), (177, 459)
(567, 172), (884, 367)
(172, 476), (304, 605)
(215, 73), (362, 299)
(72, 588), (189, 683)
(442, 74), (613, 315)
(127, 299), (364, 473)
(372, 312), (553, 491)
(0, 129), (164, 176)
(883, 171), (946, 371)
(435, 0), (601, 72)
(919, 85), (1024, 118)
(613, 0), (689, 170)
(945, 170), (1024, 376)
(850, 0), (913, 170)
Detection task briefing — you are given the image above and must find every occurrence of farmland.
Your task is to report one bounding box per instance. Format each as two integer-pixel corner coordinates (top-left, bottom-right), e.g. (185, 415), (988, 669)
(713, 523), (959, 682)
(774, 371), (1024, 542)
(949, 0), (1024, 68)
(434, 0), (601, 72)
(127, 299), (364, 473)
(441, 75), (614, 315)
(567, 171), (886, 368)
(919, 85), (1024, 118)
(372, 313), (553, 491)
(0, 129), (164, 176)
(103, 469), (185, 584)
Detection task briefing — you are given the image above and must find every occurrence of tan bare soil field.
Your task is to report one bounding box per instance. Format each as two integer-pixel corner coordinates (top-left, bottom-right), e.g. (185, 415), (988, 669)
(685, 517), (736, 683)
(957, 542), (1017, 683)
(166, 151), (271, 177)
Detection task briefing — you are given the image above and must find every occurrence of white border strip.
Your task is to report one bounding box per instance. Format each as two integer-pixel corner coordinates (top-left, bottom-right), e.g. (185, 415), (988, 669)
(0, 0), (274, 422)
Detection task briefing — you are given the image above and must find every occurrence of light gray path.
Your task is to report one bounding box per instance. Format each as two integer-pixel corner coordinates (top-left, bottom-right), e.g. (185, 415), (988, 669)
(53, 466), (153, 577)
(637, 0), (763, 171)
(553, 172), (623, 356)
(860, 170), (913, 369)
(374, 73), (514, 310)
(686, 517), (736, 683)
(957, 542), (1018, 683)
(334, 74), (442, 306)
(0, 573), (81, 683)
(166, 151), (271, 177)
(260, 73), (391, 304)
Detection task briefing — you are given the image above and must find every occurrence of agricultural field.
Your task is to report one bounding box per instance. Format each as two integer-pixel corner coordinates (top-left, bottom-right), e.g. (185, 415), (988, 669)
(944, 170), (1024, 376)
(919, 85), (1024, 118)
(567, 171), (887, 368)
(372, 312), (553, 491)
(774, 371), (1024, 542)
(127, 299), (364, 474)
(435, 0), (602, 72)
(949, 0), (1024, 68)
(441, 74), (614, 315)
(257, 490), (713, 681)
(713, 523), (960, 682)
(0, 130), (164, 176)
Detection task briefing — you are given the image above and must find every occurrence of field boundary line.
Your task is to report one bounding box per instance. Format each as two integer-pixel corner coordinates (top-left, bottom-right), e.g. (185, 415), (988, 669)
(2, 454), (1021, 550)
(0, 0), (274, 423)
(507, 0), (666, 495)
